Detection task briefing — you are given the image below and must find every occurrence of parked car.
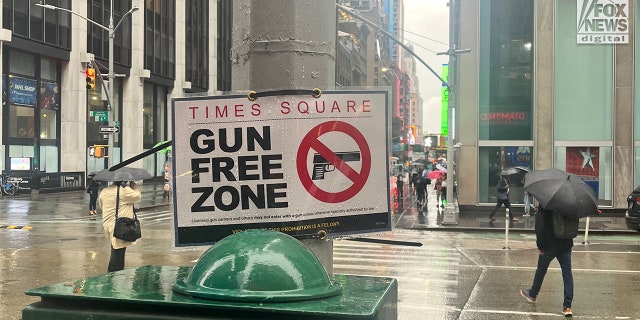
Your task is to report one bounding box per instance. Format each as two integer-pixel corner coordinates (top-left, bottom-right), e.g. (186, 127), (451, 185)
(625, 186), (640, 231)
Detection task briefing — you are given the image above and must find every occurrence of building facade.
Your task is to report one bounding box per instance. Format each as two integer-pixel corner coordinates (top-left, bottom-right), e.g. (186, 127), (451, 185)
(0, 0), (225, 191)
(455, 0), (636, 212)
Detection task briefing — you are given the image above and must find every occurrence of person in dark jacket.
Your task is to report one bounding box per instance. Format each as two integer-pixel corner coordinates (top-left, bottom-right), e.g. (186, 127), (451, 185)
(87, 178), (100, 215)
(489, 176), (517, 221)
(520, 206), (574, 317)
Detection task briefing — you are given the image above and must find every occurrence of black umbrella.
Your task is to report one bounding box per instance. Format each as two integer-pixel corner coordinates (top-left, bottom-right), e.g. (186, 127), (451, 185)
(523, 168), (598, 219)
(93, 167), (153, 182)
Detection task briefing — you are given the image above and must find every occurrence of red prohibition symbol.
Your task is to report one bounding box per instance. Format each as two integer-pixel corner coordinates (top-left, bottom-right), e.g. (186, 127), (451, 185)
(296, 121), (371, 203)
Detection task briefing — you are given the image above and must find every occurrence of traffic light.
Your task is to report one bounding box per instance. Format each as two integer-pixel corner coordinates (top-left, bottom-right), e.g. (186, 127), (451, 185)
(85, 68), (96, 90)
(94, 146), (103, 158)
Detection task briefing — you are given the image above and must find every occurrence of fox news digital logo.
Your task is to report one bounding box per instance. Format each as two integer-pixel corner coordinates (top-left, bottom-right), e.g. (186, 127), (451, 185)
(577, 0), (628, 44)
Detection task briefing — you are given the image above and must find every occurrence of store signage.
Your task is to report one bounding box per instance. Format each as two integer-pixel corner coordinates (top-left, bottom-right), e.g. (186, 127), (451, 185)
(577, 0), (628, 44)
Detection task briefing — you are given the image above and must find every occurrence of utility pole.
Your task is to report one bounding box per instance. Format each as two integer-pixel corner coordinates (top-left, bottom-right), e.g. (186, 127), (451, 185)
(231, 0), (336, 273)
(438, 0), (470, 224)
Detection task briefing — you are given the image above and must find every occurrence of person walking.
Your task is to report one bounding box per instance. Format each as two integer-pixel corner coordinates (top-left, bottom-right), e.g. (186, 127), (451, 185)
(489, 176), (518, 221)
(415, 175), (429, 207)
(99, 180), (142, 272)
(396, 172), (404, 199)
(434, 175), (444, 207)
(520, 206), (574, 317)
(86, 177), (100, 215)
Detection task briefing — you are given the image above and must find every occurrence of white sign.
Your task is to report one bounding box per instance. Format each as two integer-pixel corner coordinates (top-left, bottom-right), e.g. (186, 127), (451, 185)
(99, 126), (119, 133)
(577, 0), (628, 44)
(171, 90), (391, 246)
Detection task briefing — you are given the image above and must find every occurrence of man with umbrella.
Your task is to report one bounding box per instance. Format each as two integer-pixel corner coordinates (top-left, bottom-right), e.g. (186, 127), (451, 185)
(489, 174), (518, 222)
(520, 205), (574, 317)
(519, 168), (599, 317)
(95, 167), (150, 272)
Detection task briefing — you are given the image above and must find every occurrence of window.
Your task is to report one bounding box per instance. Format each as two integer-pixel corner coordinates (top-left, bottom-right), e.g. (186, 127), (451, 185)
(144, 0), (175, 78)
(555, 0), (612, 141)
(479, 146), (533, 204)
(479, 0), (533, 140)
(555, 146), (611, 206)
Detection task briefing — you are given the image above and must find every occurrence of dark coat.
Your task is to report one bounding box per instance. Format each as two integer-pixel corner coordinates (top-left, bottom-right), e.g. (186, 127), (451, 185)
(535, 208), (573, 253)
(87, 179), (100, 194)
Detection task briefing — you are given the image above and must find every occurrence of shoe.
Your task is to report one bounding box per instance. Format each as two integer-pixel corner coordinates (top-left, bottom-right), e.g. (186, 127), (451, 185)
(562, 307), (572, 317)
(519, 289), (536, 303)
(489, 217), (496, 221)
(511, 218), (519, 222)
(523, 213), (530, 217)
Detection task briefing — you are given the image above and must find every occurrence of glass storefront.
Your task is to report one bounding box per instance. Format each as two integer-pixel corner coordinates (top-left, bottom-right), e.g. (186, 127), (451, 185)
(479, 146), (533, 204)
(554, 146), (612, 206)
(3, 51), (61, 173)
(478, 0), (534, 204)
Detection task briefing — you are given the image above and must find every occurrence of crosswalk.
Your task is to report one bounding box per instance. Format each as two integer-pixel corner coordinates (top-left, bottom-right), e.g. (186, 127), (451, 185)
(332, 230), (463, 318)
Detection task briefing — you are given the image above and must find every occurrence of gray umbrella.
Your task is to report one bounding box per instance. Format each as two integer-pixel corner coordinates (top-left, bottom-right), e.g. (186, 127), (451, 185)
(524, 168), (598, 219)
(499, 167), (519, 176)
(93, 167), (152, 182)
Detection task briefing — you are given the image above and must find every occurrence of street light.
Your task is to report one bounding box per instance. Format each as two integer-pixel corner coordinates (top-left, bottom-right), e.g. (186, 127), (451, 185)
(36, 2), (138, 168)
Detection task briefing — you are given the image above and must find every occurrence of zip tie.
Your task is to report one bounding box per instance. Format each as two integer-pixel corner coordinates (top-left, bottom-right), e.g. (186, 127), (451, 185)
(246, 89), (323, 101)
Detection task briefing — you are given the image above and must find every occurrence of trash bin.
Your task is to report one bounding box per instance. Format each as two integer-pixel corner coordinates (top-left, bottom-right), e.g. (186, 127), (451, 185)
(23, 230), (398, 320)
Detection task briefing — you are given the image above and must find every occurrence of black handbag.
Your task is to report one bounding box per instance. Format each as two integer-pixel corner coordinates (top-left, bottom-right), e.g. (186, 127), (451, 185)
(113, 186), (141, 242)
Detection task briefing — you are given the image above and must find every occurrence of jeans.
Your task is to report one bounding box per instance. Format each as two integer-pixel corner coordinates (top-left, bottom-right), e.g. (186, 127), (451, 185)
(489, 199), (513, 219)
(529, 248), (573, 308)
(524, 192), (531, 214)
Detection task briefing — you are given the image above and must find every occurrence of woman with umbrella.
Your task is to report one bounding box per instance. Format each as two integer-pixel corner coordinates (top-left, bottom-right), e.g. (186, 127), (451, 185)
(95, 167), (149, 272)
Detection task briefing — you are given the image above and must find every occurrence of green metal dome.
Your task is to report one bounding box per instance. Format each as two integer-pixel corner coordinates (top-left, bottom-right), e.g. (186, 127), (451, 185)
(173, 229), (342, 302)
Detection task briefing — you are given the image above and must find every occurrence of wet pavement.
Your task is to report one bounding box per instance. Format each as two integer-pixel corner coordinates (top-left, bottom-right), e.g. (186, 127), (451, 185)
(0, 181), (639, 319)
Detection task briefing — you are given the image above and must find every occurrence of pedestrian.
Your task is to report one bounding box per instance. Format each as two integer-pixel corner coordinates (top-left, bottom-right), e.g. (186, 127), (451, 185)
(396, 172), (404, 199)
(522, 175), (534, 217)
(410, 166), (419, 194)
(434, 175), (444, 207)
(440, 174), (447, 207)
(99, 180), (142, 272)
(415, 174), (429, 207)
(489, 176), (518, 221)
(86, 177), (100, 215)
(520, 206), (574, 317)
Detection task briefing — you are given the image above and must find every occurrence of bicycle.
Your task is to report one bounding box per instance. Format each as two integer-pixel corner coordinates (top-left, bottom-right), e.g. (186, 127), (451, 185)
(1, 176), (20, 196)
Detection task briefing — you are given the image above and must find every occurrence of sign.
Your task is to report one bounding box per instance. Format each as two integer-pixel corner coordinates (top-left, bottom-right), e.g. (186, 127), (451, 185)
(577, 0), (628, 44)
(441, 64), (449, 136)
(99, 126), (120, 133)
(172, 90), (391, 246)
(92, 111), (108, 122)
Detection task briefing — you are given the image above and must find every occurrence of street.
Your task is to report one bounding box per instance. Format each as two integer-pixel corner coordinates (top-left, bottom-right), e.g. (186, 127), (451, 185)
(0, 188), (639, 319)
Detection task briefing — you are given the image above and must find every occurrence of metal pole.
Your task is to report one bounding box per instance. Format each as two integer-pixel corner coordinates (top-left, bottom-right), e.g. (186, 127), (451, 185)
(582, 216), (591, 245)
(107, 0), (115, 168)
(442, 0), (458, 224)
(503, 208), (510, 249)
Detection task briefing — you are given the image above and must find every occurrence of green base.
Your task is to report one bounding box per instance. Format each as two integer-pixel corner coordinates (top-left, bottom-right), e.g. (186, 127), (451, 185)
(23, 265), (397, 320)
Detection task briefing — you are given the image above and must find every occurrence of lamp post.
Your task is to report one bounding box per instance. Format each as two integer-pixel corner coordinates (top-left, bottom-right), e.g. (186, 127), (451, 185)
(436, 0), (470, 224)
(36, 2), (138, 168)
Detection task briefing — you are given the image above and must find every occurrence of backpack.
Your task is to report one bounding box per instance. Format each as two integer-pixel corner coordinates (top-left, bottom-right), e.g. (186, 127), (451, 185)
(551, 211), (579, 239)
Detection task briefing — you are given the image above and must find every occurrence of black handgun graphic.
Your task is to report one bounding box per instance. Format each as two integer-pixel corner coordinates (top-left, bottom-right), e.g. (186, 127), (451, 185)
(312, 151), (361, 180)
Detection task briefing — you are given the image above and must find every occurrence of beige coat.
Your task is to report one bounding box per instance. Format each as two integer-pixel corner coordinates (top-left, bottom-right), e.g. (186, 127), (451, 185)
(99, 184), (142, 249)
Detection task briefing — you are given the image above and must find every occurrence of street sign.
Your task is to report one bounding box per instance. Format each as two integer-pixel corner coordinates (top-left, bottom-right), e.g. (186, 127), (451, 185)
(172, 90), (391, 246)
(99, 126), (119, 133)
(91, 111), (109, 122)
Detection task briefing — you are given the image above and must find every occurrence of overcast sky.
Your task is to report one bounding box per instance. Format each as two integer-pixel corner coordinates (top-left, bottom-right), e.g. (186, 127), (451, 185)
(402, 0), (449, 135)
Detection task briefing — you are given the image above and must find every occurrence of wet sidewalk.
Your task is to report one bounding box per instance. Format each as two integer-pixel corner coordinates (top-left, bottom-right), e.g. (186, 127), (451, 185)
(4, 180), (634, 234)
(392, 187), (634, 234)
